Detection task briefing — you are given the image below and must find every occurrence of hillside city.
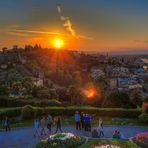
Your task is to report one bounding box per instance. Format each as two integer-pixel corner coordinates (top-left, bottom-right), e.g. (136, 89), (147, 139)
(0, 45), (148, 108)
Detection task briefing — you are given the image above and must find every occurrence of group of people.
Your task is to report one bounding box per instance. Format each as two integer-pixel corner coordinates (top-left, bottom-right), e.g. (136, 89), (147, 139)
(74, 111), (104, 137)
(33, 114), (63, 138)
(1, 116), (11, 131)
(112, 130), (124, 139)
(74, 111), (92, 132)
(1, 113), (127, 140)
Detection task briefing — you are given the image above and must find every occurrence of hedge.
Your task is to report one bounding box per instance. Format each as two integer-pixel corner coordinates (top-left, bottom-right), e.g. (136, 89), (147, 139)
(0, 106), (141, 119)
(0, 96), (62, 107)
(64, 106), (141, 118)
(0, 107), (21, 119)
(139, 113), (148, 123)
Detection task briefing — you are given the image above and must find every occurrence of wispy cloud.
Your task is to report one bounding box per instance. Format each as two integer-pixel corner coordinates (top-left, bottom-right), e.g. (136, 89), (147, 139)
(9, 29), (93, 40)
(57, 5), (62, 13)
(9, 29), (66, 36)
(57, 4), (92, 40)
(7, 31), (29, 37)
(57, 4), (76, 36)
(78, 35), (93, 40)
(8, 24), (21, 28)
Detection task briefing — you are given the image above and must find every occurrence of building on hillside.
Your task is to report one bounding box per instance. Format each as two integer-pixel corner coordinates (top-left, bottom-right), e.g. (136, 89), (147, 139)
(111, 67), (129, 77)
(117, 77), (142, 93)
(109, 78), (118, 90)
(32, 77), (43, 86)
(90, 68), (105, 80)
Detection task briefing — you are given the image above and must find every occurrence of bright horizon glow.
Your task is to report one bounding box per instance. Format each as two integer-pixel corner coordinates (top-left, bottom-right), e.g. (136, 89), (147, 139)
(52, 38), (64, 49)
(1, 0), (148, 52)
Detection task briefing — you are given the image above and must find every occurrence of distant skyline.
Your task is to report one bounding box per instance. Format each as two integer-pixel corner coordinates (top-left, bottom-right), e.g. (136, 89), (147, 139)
(0, 0), (148, 52)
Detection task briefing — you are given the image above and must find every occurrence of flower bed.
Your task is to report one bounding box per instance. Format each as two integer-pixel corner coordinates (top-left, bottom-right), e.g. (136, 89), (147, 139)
(36, 132), (86, 148)
(90, 144), (120, 148)
(133, 132), (148, 148)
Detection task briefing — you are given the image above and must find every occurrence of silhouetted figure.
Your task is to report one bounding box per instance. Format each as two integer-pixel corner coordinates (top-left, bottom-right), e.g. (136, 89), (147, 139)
(80, 112), (85, 129)
(4, 116), (11, 131)
(54, 116), (63, 133)
(92, 129), (99, 138)
(47, 113), (52, 133)
(40, 116), (47, 136)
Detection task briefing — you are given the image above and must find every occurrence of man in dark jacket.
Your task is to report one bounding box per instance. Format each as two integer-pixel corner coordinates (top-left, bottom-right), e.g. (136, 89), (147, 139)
(4, 116), (11, 131)
(84, 114), (91, 131)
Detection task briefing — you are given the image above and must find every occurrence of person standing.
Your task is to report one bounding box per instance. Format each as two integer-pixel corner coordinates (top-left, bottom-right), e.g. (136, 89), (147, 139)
(2, 118), (5, 129)
(84, 114), (92, 132)
(54, 116), (63, 133)
(47, 113), (52, 133)
(74, 111), (81, 130)
(92, 129), (99, 138)
(84, 114), (89, 131)
(34, 119), (40, 138)
(4, 116), (11, 131)
(80, 112), (85, 129)
(98, 118), (104, 137)
(87, 114), (92, 131)
(40, 116), (47, 136)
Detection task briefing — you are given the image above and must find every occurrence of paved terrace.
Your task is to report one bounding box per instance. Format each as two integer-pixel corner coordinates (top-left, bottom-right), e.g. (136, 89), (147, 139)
(0, 125), (148, 148)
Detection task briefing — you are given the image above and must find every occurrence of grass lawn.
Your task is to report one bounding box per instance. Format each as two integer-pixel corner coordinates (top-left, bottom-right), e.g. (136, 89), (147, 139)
(79, 139), (138, 148)
(0, 120), (33, 129)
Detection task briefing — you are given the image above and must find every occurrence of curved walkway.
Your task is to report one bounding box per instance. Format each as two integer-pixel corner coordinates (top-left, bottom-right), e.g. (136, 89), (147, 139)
(0, 125), (148, 148)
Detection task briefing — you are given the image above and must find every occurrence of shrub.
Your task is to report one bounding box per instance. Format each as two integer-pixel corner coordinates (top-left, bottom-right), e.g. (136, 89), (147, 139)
(0, 96), (62, 107)
(103, 92), (133, 108)
(142, 102), (148, 113)
(132, 93), (143, 107)
(133, 132), (148, 148)
(0, 85), (9, 95)
(139, 113), (148, 123)
(0, 107), (21, 119)
(21, 105), (35, 119)
(32, 86), (51, 98)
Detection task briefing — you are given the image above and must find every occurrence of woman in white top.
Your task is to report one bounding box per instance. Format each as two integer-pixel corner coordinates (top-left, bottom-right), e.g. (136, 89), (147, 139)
(97, 118), (104, 137)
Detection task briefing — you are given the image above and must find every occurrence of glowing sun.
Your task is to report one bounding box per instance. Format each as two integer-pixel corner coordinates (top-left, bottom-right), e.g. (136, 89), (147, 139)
(52, 38), (64, 49)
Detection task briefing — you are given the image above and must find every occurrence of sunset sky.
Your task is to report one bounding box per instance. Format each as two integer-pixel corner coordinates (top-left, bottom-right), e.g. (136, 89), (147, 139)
(0, 0), (148, 52)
